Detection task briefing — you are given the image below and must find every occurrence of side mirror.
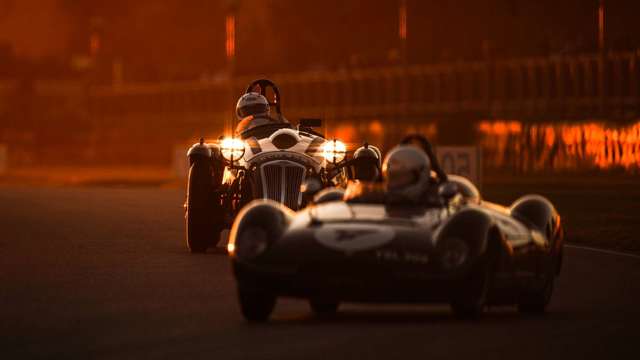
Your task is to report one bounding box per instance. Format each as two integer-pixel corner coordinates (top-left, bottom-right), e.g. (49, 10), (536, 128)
(300, 177), (323, 201)
(438, 182), (459, 201)
(299, 118), (322, 128)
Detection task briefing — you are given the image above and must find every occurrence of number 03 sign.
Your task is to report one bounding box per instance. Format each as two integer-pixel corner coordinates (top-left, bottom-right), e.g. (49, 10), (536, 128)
(435, 146), (482, 189)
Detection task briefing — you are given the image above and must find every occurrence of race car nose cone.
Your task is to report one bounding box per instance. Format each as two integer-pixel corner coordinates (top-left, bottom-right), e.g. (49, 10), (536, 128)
(272, 133), (298, 149)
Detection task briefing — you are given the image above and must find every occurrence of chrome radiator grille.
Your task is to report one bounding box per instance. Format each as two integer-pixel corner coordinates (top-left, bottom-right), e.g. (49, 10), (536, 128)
(260, 160), (306, 210)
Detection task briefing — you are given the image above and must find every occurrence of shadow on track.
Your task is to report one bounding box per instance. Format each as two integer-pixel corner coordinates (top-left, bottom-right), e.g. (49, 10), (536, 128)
(261, 306), (576, 326)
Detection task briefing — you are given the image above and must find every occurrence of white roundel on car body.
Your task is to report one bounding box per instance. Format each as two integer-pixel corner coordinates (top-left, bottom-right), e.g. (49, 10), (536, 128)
(314, 224), (395, 253)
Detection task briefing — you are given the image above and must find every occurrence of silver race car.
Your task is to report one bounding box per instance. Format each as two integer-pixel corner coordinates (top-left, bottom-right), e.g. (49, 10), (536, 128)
(185, 79), (381, 252)
(228, 135), (564, 322)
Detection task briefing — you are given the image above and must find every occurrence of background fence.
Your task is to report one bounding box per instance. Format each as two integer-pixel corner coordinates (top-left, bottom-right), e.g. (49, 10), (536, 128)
(1, 51), (639, 170)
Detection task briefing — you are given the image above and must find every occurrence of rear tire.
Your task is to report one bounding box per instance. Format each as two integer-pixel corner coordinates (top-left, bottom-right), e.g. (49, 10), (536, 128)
(186, 160), (219, 253)
(309, 300), (339, 316)
(450, 261), (490, 319)
(238, 288), (276, 323)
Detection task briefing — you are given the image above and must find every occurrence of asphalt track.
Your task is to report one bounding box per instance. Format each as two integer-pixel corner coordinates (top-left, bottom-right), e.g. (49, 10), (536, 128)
(1, 186), (639, 359)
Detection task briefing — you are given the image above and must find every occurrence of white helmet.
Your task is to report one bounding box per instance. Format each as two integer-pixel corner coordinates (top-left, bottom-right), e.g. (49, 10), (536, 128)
(236, 92), (270, 119)
(382, 145), (432, 199)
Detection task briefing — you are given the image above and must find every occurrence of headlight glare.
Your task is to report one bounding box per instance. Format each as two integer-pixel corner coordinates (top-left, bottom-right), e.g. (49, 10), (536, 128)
(322, 139), (347, 163)
(220, 137), (245, 161)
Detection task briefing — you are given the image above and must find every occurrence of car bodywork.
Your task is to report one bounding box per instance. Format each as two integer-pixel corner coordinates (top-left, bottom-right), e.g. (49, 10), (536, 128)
(228, 174), (564, 321)
(184, 79), (380, 253)
(189, 127), (342, 210)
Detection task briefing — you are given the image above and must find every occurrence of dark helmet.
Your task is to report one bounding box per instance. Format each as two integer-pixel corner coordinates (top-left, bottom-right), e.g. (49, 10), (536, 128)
(236, 92), (270, 120)
(382, 145), (432, 198)
(352, 145), (382, 181)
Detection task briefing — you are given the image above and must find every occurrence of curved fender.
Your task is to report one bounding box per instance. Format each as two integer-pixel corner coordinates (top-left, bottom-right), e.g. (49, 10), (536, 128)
(228, 200), (295, 260)
(434, 208), (495, 257)
(187, 142), (212, 158)
(510, 195), (559, 236)
(187, 142), (224, 185)
(510, 195), (563, 260)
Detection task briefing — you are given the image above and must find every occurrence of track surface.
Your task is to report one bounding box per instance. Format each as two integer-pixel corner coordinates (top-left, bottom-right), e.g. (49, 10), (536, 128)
(1, 187), (639, 359)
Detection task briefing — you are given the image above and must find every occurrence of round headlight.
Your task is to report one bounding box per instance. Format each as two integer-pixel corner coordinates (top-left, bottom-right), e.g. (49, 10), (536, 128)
(220, 137), (245, 161)
(440, 238), (469, 270)
(322, 139), (347, 163)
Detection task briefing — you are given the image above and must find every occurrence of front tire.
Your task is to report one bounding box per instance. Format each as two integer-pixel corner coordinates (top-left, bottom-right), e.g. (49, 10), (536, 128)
(450, 261), (490, 319)
(518, 270), (555, 314)
(518, 278), (554, 314)
(186, 160), (219, 253)
(238, 288), (276, 323)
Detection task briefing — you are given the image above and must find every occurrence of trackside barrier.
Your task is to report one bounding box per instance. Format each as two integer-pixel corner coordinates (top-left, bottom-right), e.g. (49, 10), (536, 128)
(1, 51), (639, 128)
(85, 51), (640, 121)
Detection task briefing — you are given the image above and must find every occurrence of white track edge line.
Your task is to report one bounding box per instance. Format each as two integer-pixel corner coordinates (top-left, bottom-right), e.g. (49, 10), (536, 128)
(565, 244), (640, 259)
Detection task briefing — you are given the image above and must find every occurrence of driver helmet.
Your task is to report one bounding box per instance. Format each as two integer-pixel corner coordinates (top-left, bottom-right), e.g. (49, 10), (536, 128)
(353, 145), (382, 181)
(236, 92), (270, 120)
(382, 145), (432, 199)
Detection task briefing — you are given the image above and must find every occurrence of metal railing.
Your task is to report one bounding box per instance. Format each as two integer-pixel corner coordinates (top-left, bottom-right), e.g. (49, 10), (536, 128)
(1, 51), (639, 166)
(83, 51), (640, 122)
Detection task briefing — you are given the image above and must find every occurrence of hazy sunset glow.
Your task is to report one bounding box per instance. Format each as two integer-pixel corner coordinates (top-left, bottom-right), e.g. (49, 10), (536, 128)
(478, 120), (640, 171)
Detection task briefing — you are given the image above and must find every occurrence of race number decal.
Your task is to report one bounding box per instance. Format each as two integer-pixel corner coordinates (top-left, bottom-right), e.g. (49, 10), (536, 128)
(436, 146), (482, 188)
(314, 224), (395, 253)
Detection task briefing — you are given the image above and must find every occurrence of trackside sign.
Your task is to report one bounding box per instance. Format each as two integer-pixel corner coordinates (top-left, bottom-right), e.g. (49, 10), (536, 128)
(436, 146), (482, 188)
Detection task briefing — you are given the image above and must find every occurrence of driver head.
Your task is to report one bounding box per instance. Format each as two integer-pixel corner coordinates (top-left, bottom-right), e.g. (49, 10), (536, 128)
(353, 145), (382, 181)
(236, 92), (270, 120)
(382, 145), (432, 200)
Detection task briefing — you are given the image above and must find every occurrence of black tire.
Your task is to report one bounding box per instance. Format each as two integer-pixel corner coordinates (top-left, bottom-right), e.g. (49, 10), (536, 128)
(309, 300), (340, 316)
(186, 160), (218, 253)
(518, 271), (555, 314)
(238, 288), (276, 323)
(450, 261), (490, 319)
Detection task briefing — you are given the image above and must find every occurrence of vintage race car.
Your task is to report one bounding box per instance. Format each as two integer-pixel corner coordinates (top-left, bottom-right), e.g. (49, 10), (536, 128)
(185, 79), (381, 253)
(227, 135), (564, 322)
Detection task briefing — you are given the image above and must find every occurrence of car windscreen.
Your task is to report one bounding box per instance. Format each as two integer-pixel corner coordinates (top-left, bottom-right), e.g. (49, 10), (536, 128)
(344, 180), (443, 207)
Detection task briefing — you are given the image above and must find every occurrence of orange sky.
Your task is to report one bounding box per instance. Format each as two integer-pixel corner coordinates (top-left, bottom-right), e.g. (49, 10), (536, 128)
(0, 0), (72, 58)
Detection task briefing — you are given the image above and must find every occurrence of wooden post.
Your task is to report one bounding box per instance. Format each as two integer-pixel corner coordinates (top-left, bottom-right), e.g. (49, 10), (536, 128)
(613, 55), (623, 113)
(597, 0), (606, 116)
(484, 60), (492, 117)
(540, 58), (550, 112)
(527, 60), (537, 115)
(629, 53), (638, 113)
(569, 59), (579, 115)
(0, 143), (7, 175)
